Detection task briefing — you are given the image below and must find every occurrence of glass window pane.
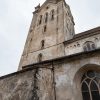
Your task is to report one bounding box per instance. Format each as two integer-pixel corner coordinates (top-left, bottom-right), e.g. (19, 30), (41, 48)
(85, 79), (91, 84)
(82, 92), (91, 100)
(90, 81), (98, 91)
(87, 71), (95, 78)
(91, 91), (100, 100)
(81, 74), (86, 82)
(82, 82), (89, 92)
(96, 72), (100, 78)
(95, 77), (99, 83)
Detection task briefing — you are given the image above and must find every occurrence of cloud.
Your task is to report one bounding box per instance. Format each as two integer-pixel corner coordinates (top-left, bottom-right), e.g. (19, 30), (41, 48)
(67, 0), (100, 32)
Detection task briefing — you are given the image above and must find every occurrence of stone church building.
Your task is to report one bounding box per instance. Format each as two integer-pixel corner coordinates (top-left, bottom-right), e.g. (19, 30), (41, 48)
(0, 0), (100, 100)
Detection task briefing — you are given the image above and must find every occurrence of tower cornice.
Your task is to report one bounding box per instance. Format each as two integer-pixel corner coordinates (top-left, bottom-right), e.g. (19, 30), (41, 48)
(33, 0), (65, 14)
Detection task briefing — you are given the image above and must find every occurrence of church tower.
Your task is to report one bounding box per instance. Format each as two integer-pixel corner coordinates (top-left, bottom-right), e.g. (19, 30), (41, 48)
(18, 0), (75, 70)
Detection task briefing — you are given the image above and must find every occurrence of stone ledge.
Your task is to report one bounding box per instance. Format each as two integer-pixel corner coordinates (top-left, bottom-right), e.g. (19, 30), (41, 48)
(0, 48), (100, 80)
(64, 26), (100, 45)
(23, 48), (100, 68)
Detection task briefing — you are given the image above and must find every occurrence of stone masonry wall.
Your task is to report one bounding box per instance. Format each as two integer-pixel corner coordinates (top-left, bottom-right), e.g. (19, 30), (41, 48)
(0, 70), (35, 100)
(0, 67), (55, 100)
(65, 30), (100, 56)
(0, 50), (100, 100)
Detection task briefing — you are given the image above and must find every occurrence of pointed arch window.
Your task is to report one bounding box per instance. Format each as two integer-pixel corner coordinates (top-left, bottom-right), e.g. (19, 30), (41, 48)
(39, 15), (42, 25)
(51, 9), (54, 20)
(45, 13), (48, 23)
(81, 71), (100, 100)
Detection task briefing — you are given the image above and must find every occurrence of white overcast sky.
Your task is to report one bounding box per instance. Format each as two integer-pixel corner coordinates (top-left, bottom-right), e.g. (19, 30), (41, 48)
(0, 0), (100, 76)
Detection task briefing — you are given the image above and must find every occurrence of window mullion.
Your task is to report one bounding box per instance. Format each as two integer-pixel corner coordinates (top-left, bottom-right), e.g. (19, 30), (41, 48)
(89, 83), (93, 100)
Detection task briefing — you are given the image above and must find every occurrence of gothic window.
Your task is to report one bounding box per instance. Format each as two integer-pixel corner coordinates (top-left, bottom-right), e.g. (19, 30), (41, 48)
(45, 13), (48, 23)
(38, 53), (42, 62)
(83, 41), (96, 52)
(81, 71), (100, 100)
(41, 40), (45, 49)
(51, 9), (54, 20)
(39, 15), (42, 25)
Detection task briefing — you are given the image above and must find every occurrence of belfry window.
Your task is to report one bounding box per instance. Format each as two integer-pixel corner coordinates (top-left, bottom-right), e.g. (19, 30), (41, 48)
(39, 15), (42, 25)
(45, 13), (48, 23)
(83, 41), (96, 52)
(81, 71), (100, 100)
(51, 9), (54, 20)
